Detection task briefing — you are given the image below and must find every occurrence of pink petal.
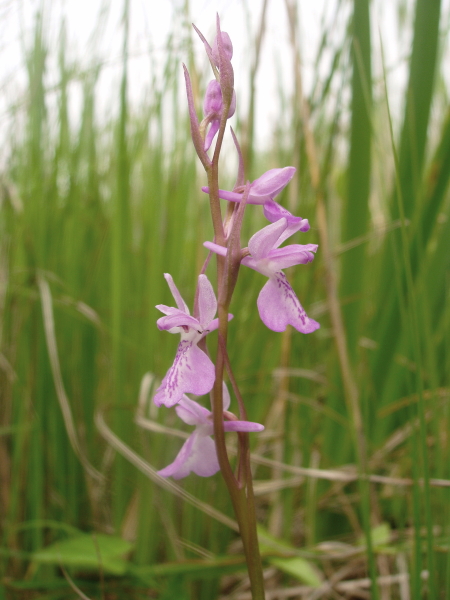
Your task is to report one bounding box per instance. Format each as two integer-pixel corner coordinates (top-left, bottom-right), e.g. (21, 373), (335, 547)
(212, 31), (233, 65)
(176, 395), (211, 426)
(205, 120), (220, 151)
(248, 218), (287, 260)
(267, 244), (318, 270)
(202, 314), (233, 338)
(201, 186), (268, 205)
(156, 311), (201, 332)
(153, 342), (215, 407)
(257, 272), (320, 333)
(155, 304), (178, 316)
(157, 434), (196, 479)
(214, 18), (234, 102)
(158, 432), (220, 479)
(223, 420), (264, 433)
(263, 201), (310, 240)
(250, 167), (296, 198)
(164, 273), (189, 314)
(203, 80), (223, 115)
(197, 274), (217, 328)
(203, 241), (227, 257)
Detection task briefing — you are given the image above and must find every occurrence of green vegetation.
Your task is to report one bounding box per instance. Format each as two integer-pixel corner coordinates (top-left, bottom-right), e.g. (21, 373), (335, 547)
(0, 1), (449, 598)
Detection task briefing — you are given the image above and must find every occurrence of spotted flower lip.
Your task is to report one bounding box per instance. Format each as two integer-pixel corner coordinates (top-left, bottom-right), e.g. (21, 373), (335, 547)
(157, 388), (264, 479)
(154, 273), (228, 408)
(202, 166), (296, 205)
(204, 218), (320, 333)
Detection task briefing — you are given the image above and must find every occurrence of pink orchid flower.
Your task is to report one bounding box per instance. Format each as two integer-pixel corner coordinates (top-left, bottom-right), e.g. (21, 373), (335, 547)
(204, 218), (320, 333)
(154, 273), (226, 408)
(158, 387), (264, 479)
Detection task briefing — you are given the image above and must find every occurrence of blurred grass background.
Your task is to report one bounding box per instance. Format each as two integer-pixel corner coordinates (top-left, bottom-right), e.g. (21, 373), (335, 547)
(0, 0), (449, 598)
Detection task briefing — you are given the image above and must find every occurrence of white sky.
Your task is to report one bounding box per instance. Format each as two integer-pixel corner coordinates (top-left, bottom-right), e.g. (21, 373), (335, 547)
(0, 0), (449, 148)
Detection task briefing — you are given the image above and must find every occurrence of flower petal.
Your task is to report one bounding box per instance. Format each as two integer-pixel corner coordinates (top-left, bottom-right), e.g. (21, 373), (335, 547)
(248, 218), (287, 260)
(176, 395), (211, 425)
(204, 119), (220, 151)
(212, 31), (233, 65)
(158, 432), (220, 479)
(197, 274), (217, 328)
(203, 80), (223, 115)
(263, 200), (310, 239)
(250, 167), (296, 198)
(203, 241), (227, 257)
(257, 272), (320, 333)
(202, 313), (233, 338)
(156, 311), (201, 332)
(201, 186), (269, 205)
(164, 273), (189, 314)
(267, 244), (318, 270)
(157, 433), (197, 479)
(155, 304), (178, 316)
(153, 341), (215, 407)
(223, 420), (264, 432)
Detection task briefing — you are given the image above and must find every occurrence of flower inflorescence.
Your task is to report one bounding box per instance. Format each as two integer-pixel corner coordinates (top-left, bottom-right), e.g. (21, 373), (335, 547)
(153, 17), (319, 479)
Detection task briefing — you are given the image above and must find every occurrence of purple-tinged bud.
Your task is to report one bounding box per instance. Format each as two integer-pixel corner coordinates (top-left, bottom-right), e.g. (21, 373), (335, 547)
(203, 80), (223, 115)
(203, 81), (236, 118)
(203, 82), (236, 151)
(215, 15), (234, 106)
(212, 32), (233, 66)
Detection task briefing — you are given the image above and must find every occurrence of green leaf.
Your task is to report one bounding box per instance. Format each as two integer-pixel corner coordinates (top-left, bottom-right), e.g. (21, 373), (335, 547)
(32, 534), (134, 575)
(257, 525), (322, 587)
(357, 522), (391, 549)
(130, 555), (247, 583)
(268, 556), (322, 587)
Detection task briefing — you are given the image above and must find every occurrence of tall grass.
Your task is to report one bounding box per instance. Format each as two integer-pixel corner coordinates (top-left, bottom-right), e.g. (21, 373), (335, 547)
(0, 0), (449, 598)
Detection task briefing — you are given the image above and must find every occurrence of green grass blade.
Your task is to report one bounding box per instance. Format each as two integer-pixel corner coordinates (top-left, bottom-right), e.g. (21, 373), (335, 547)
(340, 0), (372, 360)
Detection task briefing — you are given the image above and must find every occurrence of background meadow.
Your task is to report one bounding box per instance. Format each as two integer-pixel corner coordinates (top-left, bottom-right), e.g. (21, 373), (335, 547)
(1, 0), (450, 598)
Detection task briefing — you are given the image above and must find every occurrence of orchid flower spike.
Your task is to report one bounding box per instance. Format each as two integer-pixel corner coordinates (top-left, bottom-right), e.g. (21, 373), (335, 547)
(154, 273), (227, 407)
(204, 218), (320, 333)
(203, 80), (236, 151)
(158, 387), (264, 479)
(202, 166), (296, 205)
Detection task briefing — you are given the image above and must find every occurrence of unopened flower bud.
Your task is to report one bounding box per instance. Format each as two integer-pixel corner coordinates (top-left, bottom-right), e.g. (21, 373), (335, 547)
(212, 32), (233, 66)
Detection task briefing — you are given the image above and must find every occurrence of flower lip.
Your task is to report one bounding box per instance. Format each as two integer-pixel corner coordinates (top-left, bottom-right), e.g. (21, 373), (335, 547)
(158, 392), (264, 479)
